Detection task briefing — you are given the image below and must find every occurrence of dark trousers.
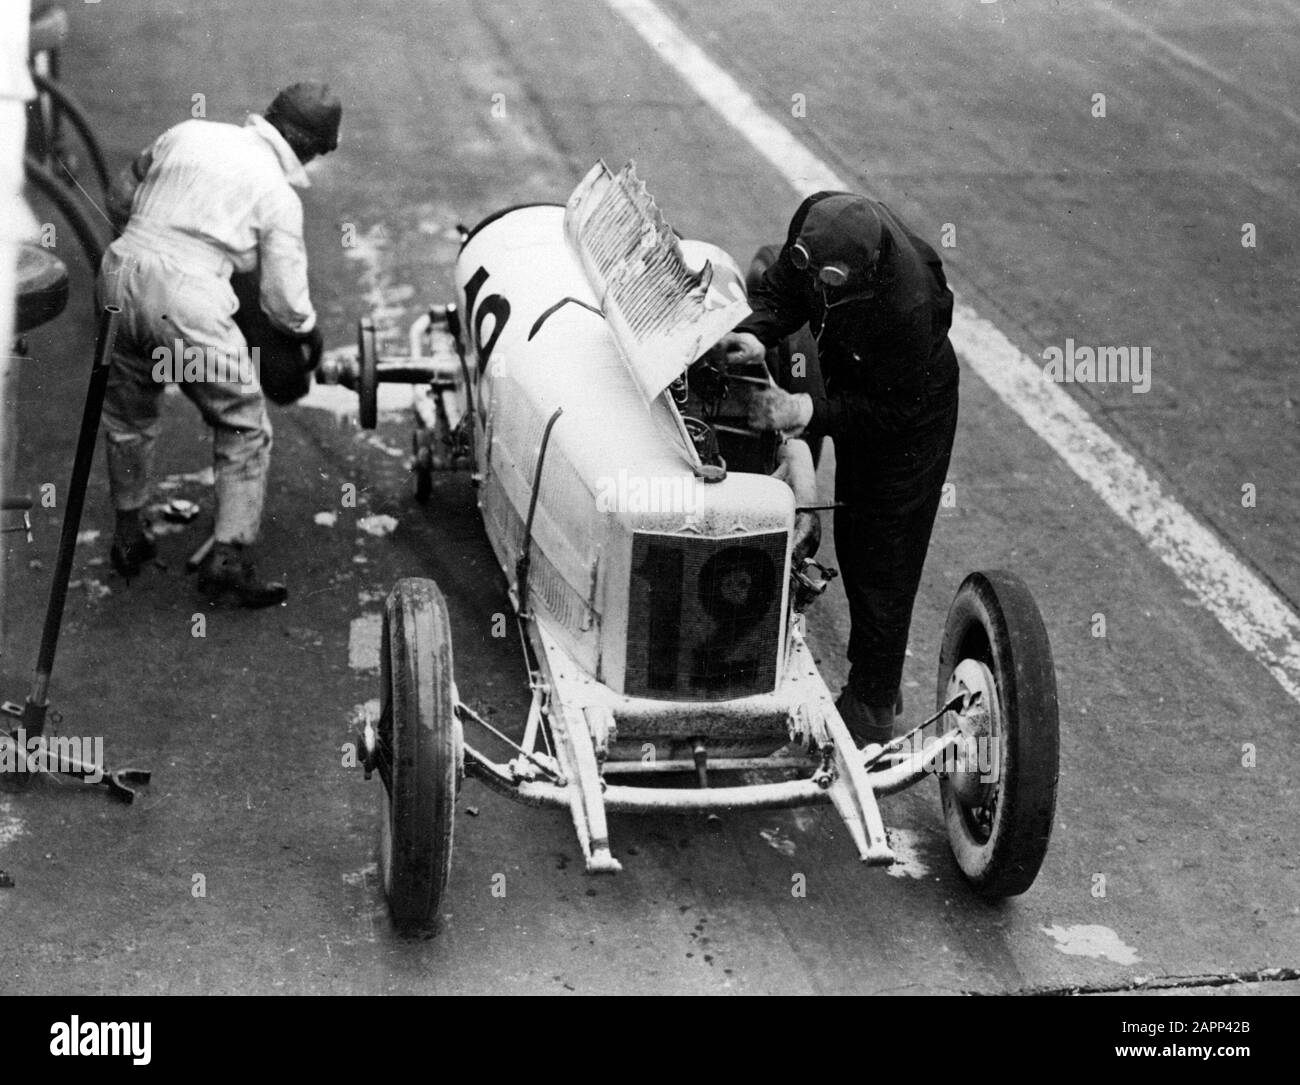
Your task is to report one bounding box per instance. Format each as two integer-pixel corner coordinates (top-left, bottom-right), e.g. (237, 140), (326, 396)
(833, 379), (958, 706)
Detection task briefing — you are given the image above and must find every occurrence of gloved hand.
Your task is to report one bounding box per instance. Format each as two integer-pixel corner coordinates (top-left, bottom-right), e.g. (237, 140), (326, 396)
(105, 168), (139, 233)
(105, 151), (153, 235)
(774, 438), (820, 564)
(772, 437), (818, 505)
(774, 438), (821, 566)
(296, 326), (324, 371)
(747, 385), (813, 434)
(717, 330), (766, 365)
(791, 510), (821, 565)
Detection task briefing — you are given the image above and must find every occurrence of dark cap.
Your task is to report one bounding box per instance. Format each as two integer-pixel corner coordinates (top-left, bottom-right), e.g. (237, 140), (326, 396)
(795, 194), (882, 271)
(266, 81), (342, 154)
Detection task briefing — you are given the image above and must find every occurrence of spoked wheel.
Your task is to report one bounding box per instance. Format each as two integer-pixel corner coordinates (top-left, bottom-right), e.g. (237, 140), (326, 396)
(936, 570), (1059, 899)
(377, 577), (461, 928)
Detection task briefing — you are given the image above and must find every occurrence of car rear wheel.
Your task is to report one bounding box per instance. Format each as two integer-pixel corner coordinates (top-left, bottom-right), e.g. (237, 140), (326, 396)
(936, 570), (1059, 898)
(378, 577), (460, 927)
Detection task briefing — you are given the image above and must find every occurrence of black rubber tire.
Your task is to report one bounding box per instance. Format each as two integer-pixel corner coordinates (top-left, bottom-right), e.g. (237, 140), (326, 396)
(412, 434), (433, 503)
(414, 465), (432, 502)
(14, 243), (69, 334)
(230, 271), (314, 406)
(379, 578), (459, 927)
(30, 72), (112, 200)
(357, 319), (379, 429)
(24, 154), (106, 271)
(936, 570), (1059, 899)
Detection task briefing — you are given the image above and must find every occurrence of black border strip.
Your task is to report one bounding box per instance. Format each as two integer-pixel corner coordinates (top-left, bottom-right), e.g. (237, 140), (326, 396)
(459, 201), (566, 249)
(527, 297), (604, 340)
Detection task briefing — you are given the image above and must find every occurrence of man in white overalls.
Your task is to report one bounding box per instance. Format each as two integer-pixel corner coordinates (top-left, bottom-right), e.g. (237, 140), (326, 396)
(99, 82), (341, 606)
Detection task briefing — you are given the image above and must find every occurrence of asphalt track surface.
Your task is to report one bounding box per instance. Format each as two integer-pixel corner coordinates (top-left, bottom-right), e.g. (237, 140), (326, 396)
(1, 0), (1297, 996)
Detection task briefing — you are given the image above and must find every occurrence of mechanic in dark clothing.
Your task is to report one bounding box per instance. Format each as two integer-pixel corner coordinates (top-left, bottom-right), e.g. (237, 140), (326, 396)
(719, 192), (960, 746)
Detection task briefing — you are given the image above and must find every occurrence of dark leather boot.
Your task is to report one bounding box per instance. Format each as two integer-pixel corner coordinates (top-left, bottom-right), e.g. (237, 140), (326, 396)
(197, 541), (287, 608)
(110, 511), (157, 579)
(836, 686), (897, 748)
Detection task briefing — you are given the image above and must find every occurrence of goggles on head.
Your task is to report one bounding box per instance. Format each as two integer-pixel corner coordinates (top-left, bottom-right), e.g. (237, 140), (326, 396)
(790, 241), (851, 288)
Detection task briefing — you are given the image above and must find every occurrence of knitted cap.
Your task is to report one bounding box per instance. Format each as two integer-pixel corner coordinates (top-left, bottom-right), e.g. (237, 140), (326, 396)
(266, 81), (342, 154)
(795, 194), (882, 271)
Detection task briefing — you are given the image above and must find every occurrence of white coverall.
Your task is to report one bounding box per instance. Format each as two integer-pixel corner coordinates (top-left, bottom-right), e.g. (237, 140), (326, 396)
(97, 114), (316, 545)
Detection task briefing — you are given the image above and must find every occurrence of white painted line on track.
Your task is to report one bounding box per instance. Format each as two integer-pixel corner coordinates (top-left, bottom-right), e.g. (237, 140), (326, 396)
(606, 0), (843, 196)
(603, 0), (1300, 706)
(955, 311), (1300, 704)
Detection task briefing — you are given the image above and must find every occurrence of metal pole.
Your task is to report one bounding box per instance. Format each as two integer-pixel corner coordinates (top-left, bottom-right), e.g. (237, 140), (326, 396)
(22, 304), (120, 735)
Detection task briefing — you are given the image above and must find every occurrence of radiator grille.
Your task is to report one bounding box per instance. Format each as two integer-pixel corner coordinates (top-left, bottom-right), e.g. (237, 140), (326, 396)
(625, 531), (785, 701)
(564, 161), (751, 401)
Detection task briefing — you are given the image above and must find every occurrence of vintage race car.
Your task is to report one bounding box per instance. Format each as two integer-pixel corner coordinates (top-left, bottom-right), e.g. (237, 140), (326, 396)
(321, 162), (1060, 927)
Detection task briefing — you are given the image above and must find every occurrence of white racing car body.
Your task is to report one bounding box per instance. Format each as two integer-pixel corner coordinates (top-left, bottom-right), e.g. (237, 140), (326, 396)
(334, 162), (1060, 927)
(457, 201), (803, 756)
(462, 206), (792, 696)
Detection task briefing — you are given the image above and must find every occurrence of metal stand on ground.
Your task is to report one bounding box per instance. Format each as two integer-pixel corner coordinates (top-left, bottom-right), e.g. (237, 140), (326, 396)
(1, 304), (152, 803)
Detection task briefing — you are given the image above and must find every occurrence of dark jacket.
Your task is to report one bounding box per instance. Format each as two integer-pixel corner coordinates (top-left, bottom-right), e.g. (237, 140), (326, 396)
(735, 192), (958, 442)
